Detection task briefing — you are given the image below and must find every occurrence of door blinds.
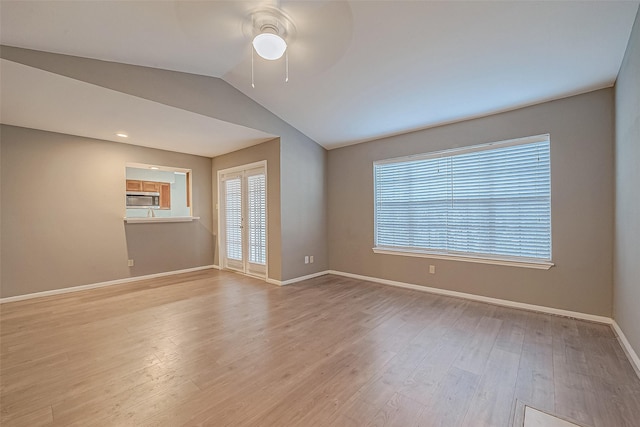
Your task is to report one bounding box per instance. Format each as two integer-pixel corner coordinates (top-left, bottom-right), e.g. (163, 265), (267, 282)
(247, 173), (266, 265)
(224, 177), (243, 261)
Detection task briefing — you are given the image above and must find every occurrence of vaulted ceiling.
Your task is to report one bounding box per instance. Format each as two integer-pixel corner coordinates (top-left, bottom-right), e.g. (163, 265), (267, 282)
(1, 1), (638, 154)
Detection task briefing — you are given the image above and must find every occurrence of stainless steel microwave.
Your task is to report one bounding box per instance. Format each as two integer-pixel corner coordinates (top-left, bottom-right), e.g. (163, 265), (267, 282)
(126, 191), (160, 209)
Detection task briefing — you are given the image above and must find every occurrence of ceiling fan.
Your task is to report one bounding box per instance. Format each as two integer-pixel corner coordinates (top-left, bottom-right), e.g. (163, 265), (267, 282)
(174, 1), (354, 89)
(244, 6), (296, 87)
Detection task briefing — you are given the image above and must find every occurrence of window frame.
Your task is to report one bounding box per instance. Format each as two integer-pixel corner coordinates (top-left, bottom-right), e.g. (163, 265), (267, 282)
(372, 134), (554, 270)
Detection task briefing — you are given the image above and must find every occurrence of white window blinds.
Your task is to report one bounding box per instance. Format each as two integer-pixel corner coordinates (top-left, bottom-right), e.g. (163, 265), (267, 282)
(224, 177), (243, 261)
(374, 135), (551, 262)
(247, 173), (266, 265)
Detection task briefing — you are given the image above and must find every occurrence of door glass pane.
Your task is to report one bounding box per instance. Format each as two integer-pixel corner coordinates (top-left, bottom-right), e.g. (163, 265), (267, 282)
(247, 174), (266, 265)
(225, 177), (242, 261)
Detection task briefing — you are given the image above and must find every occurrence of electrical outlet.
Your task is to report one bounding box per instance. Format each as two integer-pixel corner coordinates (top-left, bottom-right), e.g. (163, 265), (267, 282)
(128, 259), (134, 267)
(429, 265), (435, 274)
(310, 255), (314, 263)
(304, 256), (309, 264)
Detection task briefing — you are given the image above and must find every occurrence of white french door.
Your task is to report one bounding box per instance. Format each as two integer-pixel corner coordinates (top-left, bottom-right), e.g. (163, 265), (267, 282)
(220, 163), (267, 278)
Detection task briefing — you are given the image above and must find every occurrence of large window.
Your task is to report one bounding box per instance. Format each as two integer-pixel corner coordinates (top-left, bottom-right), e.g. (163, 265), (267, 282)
(373, 134), (552, 268)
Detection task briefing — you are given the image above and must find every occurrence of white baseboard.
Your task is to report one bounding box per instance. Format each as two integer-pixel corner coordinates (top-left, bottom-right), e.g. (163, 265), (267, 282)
(212, 265), (221, 270)
(612, 321), (640, 378)
(326, 270), (612, 325)
(267, 270), (330, 286)
(0, 265), (216, 304)
(216, 267), (329, 287)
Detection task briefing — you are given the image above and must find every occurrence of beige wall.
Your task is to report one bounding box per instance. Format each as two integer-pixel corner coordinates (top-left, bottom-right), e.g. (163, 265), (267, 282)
(280, 132), (328, 280)
(328, 89), (615, 316)
(212, 138), (282, 281)
(1, 46), (329, 282)
(0, 125), (214, 298)
(614, 9), (640, 355)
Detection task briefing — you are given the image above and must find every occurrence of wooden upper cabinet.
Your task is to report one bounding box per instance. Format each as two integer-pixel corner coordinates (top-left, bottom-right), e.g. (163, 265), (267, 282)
(160, 183), (171, 209)
(126, 179), (171, 209)
(142, 181), (160, 192)
(126, 180), (143, 191)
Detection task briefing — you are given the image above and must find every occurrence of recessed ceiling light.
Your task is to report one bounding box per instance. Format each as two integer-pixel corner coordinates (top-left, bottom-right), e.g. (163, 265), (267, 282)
(116, 133), (128, 138)
(149, 166), (159, 170)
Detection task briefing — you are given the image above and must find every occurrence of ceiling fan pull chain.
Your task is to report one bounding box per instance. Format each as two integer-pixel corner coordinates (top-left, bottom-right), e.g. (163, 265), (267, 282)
(285, 51), (289, 83)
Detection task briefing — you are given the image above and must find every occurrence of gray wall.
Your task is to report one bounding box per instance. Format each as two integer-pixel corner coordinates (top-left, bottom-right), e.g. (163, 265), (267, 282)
(0, 125), (214, 298)
(328, 89), (615, 317)
(0, 46), (329, 282)
(281, 131), (328, 279)
(614, 9), (640, 356)
(212, 138), (282, 281)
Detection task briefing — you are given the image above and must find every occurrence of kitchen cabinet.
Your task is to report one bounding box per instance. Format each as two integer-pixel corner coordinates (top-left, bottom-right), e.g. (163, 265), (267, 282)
(142, 181), (160, 192)
(126, 180), (143, 191)
(126, 180), (171, 209)
(160, 183), (171, 209)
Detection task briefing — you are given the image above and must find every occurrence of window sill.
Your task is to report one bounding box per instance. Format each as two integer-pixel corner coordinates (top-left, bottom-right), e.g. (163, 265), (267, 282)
(124, 216), (200, 224)
(372, 247), (554, 270)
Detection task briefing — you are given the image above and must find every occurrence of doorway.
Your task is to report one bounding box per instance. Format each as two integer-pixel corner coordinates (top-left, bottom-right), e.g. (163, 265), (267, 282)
(218, 161), (267, 279)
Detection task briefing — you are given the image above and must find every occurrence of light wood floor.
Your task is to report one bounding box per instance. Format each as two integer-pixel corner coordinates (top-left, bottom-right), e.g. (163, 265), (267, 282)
(1, 270), (639, 427)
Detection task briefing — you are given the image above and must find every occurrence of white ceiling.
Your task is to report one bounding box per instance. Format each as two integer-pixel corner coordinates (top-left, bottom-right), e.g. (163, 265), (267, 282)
(1, 1), (638, 152)
(0, 59), (275, 157)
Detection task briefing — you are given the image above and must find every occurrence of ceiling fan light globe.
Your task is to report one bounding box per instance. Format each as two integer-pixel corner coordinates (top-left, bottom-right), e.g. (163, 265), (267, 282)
(252, 33), (287, 60)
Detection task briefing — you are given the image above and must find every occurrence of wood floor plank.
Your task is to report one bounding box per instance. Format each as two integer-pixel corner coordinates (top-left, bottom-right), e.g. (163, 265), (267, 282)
(513, 312), (556, 414)
(353, 342), (433, 410)
(552, 369), (596, 426)
(1, 270), (639, 427)
(398, 328), (472, 406)
(367, 392), (426, 427)
(453, 315), (503, 375)
(586, 376), (640, 427)
(1, 405), (52, 427)
(552, 318), (597, 427)
(493, 307), (528, 355)
(330, 394), (379, 426)
(415, 366), (480, 426)
(460, 347), (520, 427)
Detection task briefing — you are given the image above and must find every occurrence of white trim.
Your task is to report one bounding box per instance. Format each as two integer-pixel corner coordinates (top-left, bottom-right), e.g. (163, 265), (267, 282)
(372, 248), (554, 270)
(217, 160), (268, 176)
(0, 265), (216, 304)
(266, 270), (330, 286)
(125, 162), (191, 174)
(212, 265), (222, 270)
(612, 321), (640, 379)
(374, 133), (550, 165)
(326, 270), (611, 325)
(124, 216), (200, 223)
